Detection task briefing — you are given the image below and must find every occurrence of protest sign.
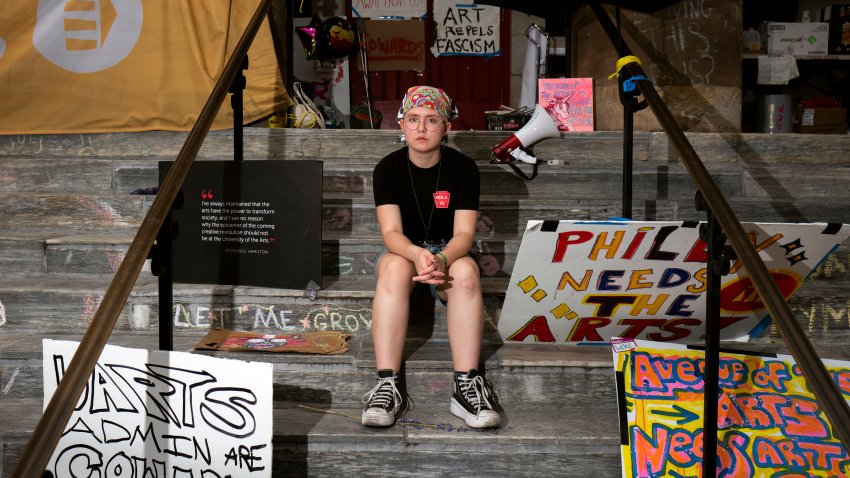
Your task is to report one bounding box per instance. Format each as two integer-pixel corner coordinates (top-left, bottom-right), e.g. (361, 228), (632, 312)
(43, 340), (273, 477)
(613, 339), (850, 477)
(499, 220), (850, 345)
(432, 1), (500, 57)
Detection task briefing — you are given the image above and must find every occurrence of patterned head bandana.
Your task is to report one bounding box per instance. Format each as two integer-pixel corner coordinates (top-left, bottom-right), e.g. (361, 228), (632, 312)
(396, 85), (458, 122)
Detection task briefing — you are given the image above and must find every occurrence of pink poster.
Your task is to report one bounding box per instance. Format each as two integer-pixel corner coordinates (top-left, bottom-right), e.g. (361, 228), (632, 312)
(538, 78), (594, 132)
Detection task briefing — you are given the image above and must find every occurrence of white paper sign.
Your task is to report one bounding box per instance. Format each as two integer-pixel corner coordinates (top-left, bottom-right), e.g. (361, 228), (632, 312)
(432, 1), (500, 57)
(43, 340), (274, 477)
(351, 0), (427, 19)
(499, 220), (850, 345)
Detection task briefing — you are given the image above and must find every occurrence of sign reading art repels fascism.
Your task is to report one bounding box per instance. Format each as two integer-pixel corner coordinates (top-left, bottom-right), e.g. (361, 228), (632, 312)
(43, 340), (273, 477)
(432, 0), (500, 57)
(498, 220), (850, 345)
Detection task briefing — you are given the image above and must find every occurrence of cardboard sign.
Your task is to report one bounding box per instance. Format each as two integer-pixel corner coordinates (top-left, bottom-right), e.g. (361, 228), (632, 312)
(43, 340), (273, 477)
(361, 19), (426, 71)
(195, 329), (350, 354)
(538, 78), (594, 132)
(351, 0), (427, 19)
(159, 160), (322, 290)
(432, 1), (500, 57)
(613, 339), (850, 477)
(499, 220), (850, 345)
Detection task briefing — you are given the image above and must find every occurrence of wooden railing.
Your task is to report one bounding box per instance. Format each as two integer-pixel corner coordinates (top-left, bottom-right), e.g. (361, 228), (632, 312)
(11, 0), (281, 475)
(589, 1), (850, 451)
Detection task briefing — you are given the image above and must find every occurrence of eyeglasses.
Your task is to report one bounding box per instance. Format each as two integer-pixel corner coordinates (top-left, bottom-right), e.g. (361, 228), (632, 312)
(403, 116), (444, 132)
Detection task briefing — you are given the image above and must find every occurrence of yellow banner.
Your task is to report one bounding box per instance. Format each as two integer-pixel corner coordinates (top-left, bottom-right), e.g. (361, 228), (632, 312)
(0, 0), (292, 133)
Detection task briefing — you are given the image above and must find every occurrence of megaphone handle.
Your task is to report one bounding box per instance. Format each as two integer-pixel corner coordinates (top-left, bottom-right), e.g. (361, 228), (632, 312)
(510, 148), (537, 164)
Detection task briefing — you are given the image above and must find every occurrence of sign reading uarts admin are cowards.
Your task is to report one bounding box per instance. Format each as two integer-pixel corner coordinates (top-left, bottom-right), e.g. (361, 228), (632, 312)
(613, 340), (850, 477)
(498, 221), (850, 345)
(43, 340), (273, 477)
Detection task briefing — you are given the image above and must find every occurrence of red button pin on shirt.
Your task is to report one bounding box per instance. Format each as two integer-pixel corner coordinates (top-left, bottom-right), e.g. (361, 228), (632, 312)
(434, 191), (450, 209)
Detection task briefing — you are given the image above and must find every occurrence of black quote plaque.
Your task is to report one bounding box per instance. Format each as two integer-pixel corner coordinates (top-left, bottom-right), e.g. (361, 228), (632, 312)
(159, 160), (322, 289)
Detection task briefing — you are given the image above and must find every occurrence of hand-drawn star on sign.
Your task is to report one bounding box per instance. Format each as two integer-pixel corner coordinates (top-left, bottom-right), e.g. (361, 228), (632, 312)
(780, 238), (803, 253)
(787, 252), (807, 266)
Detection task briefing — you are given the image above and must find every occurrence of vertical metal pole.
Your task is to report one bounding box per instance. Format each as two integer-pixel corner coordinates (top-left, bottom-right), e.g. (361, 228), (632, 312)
(702, 199), (722, 476)
(156, 212), (174, 351)
(622, 105), (634, 219)
(613, 6), (634, 220)
(230, 57), (248, 162)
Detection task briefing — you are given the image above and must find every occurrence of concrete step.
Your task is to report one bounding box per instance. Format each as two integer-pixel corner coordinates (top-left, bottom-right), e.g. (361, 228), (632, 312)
(4, 131), (850, 222)
(0, 332), (618, 410)
(0, 274), (509, 339)
(0, 231), (521, 278)
(0, 154), (758, 202)
(5, 130), (850, 167)
(1, 225), (849, 335)
(0, 192), (149, 232)
(0, 189), (680, 233)
(1, 267), (850, 345)
(5, 229), (849, 282)
(0, 397), (623, 477)
(5, 186), (850, 240)
(267, 405), (622, 476)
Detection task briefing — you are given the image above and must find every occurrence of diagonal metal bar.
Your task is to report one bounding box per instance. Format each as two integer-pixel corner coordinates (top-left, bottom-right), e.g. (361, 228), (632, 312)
(588, 1), (850, 450)
(11, 0), (274, 475)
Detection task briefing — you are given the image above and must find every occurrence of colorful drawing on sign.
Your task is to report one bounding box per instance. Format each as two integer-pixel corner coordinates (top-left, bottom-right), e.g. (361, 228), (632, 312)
(498, 220), (850, 345)
(613, 339), (850, 477)
(194, 328), (350, 355)
(43, 340), (273, 477)
(432, 0), (500, 57)
(538, 78), (594, 132)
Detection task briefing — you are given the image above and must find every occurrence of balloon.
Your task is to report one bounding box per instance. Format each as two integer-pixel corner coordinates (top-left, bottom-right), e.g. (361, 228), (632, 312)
(295, 16), (321, 60)
(318, 17), (357, 59)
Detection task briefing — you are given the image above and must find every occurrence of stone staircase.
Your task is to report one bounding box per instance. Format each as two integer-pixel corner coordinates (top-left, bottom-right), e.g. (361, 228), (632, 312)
(1, 128), (850, 476)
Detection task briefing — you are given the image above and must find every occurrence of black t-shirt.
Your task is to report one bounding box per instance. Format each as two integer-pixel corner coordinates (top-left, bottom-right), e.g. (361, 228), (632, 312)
(373, 146), (480, 246)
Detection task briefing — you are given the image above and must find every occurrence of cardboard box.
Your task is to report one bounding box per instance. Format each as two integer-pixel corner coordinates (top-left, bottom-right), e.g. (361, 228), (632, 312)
(764, 22), (829, 56)
(821, 4), (850, 54)
(794, 107), (847, 134)
(484, 111), (529, 131)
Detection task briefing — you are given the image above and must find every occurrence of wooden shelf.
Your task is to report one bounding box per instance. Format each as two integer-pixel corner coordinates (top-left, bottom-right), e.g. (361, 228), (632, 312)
(742, 53), (850, 60)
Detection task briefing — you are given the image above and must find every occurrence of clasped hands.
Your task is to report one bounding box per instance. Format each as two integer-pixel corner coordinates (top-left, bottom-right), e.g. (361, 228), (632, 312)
(412, 247), (446, 285)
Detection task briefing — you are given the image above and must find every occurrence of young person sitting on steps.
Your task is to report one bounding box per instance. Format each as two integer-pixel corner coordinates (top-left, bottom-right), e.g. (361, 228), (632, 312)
(361, 85), (500, 429)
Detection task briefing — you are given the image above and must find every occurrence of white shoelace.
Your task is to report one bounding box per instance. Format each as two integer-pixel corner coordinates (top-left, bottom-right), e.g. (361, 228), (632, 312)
(458, 374), (494, 415)
(362, 376), (402, 412)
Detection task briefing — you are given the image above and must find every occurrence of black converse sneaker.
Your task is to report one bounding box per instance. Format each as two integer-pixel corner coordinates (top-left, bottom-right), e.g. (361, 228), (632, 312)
(361, 369), (403, 427)
(450, 369), (500, 429)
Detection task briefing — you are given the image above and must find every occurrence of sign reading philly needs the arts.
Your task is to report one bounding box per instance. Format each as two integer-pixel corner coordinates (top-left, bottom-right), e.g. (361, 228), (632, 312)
(432, 1), (500, 57)
(613, 339), (850, 477)
(350, 0), (427, 18)
(43, 340), (273, 477)
(498, 220), (850, 345)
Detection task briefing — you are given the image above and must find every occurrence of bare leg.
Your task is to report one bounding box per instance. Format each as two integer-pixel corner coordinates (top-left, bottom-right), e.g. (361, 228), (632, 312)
(441, 256), (484, 371)
(372, 252), (417, 371)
